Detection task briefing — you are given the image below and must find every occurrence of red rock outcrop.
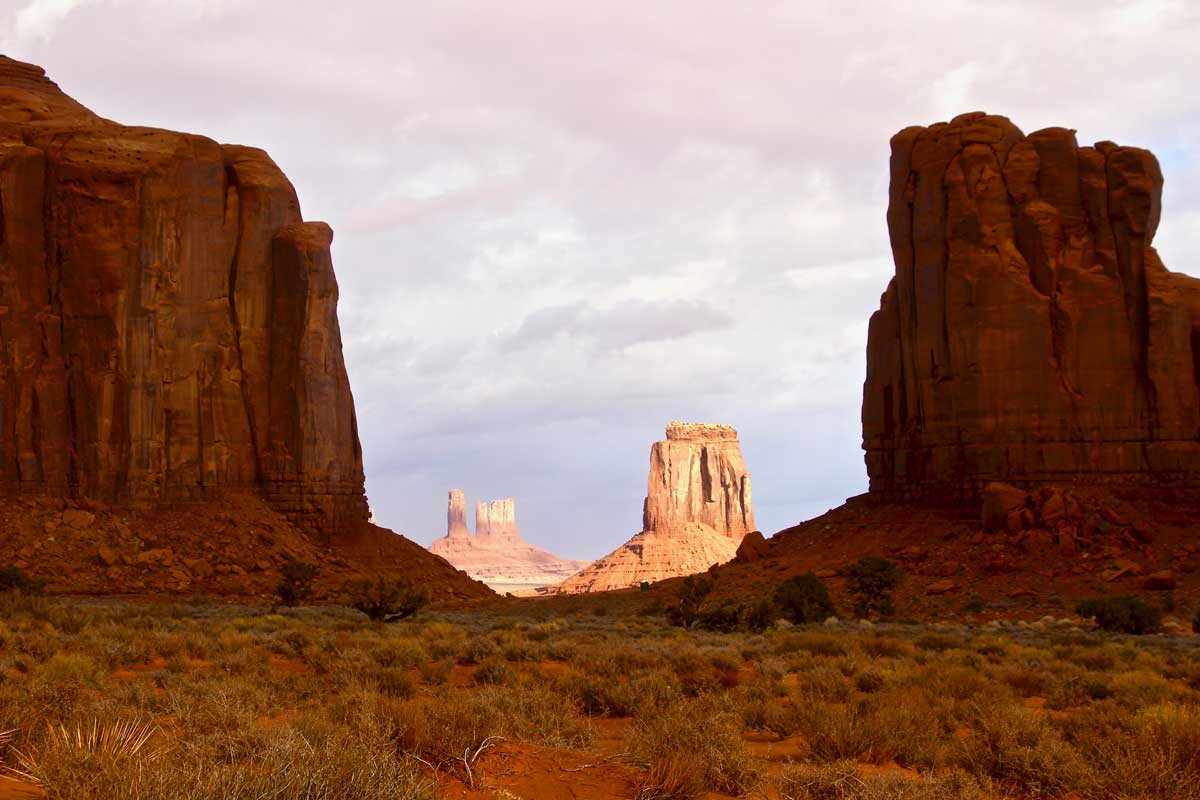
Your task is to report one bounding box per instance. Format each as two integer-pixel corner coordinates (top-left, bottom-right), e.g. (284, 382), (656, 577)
(0, 56), (365, 535)
(554, 422), (754, 593)
(429, 492), (589, 590)
(863, 112), (1200, 495)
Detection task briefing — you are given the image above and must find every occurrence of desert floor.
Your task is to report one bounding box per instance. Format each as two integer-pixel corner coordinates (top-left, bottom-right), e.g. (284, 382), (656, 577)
(0, 592), (1197, 799)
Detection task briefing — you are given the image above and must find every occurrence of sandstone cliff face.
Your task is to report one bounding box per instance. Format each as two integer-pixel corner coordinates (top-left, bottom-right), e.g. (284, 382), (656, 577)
(429, 492), (588, 589)
(0, 56), (366, 535)
(554, 422), (755, 594)
(644, 422), (755, 539)
(864, 112), (1200, 495)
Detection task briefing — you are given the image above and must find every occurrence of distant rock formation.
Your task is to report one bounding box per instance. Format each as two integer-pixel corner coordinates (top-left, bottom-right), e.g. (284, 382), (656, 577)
(645, 422), (755, 539)
(554, 422), (755, 593)
(429, 492), (588, 590)
(863, 112), (1200, 495)
(447, 490), (470, 539)
(0, 56), (491, 600)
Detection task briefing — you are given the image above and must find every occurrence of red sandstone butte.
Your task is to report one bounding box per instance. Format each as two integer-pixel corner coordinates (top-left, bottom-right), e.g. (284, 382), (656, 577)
(863, 112), (1200, 494)
(0, 56), (364, 534)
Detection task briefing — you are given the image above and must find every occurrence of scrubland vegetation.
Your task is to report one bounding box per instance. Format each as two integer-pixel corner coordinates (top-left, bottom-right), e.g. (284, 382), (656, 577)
(0, 584), (1197, 799)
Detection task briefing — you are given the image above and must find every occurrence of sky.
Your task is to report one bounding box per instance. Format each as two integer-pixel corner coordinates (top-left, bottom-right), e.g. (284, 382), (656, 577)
(2, 0), (1198, 560)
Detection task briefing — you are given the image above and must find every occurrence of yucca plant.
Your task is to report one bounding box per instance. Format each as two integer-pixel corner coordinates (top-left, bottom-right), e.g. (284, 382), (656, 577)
(15, 719), (163, 787)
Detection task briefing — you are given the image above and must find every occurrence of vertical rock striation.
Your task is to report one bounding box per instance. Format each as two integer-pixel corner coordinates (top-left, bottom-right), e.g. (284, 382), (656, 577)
(0, 56), (366, 535)
(864, 112), (1200, 495)
(643, 422), (755, 539)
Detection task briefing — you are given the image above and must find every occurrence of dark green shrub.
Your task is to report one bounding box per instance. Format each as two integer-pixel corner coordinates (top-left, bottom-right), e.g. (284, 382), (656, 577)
(773, 574), (835, 624)
(665, 575), (712, 629)
(743, 598), (773, 633)
(696, 603), (741, 632)
(1076, 596), (1161, 635)
(0, 566), (44, 594)
(342, 577), (430, 622)
(843, 556), (903, 618)
(276, 560), (319, 606)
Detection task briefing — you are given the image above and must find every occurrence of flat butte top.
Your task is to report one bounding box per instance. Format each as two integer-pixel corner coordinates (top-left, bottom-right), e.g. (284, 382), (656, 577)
(665, 422), (738, 442)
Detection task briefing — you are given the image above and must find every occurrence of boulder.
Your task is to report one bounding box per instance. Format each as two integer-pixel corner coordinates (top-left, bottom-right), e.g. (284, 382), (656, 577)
(981, 483), (1029, 532)
(1143, 570), (1177, 591)
(734, 530), (770, 563)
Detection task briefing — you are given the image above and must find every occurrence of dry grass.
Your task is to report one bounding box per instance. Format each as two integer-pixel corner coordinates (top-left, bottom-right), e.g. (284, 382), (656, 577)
(0, 592), (1196, 798)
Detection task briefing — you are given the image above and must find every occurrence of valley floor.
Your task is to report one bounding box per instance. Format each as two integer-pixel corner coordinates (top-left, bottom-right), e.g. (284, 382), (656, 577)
(0, 593), (1197, 799)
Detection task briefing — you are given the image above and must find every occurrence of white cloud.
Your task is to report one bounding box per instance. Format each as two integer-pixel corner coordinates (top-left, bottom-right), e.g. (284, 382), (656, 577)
(10, 0), (87, 42)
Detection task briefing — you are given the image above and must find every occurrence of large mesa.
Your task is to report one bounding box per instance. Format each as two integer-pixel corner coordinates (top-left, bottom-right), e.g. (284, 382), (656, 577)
(863, 112), (1200, 495)
(0, 57), (489, 599)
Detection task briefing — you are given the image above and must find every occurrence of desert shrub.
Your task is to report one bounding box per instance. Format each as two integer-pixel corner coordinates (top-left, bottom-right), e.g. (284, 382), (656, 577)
(854, 670), (885, 694)
(473, 655), (515, 686)
(914, 632), (960, 653)
(955, 701), (1088, 796)
(417, 659), (451, 686)
(778, 760), (991, 800)
(631, 694), (760, 799)
(458, 635), (499, 665)
(371, 638), (427, 670)
(775, 632), (846, 658)
(0, 566), (45, 594)
(774, 574), (836, 624)
(343, 578), (429, 623)
(744, 598), (773, 633)
(276, 560), (319, 606)
(665, 576), (713, 629)
(858, 636), (914, 659)
(1063, 701), (1200, 799)
(695, 603), (741, 632)
(1077, 596), (1162, 635)
(374, 667), (418, 698)
(843, 557), (903, 619)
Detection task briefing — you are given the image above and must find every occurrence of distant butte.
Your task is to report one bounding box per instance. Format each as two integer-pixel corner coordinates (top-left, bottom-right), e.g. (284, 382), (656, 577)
(553, 422), (756, 594)
(428, 492), (589, 591)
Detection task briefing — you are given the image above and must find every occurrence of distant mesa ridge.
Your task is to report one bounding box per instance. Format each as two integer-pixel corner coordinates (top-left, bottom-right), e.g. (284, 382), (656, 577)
(429, 491), (588, 587)
(863, 111), (1200, 495)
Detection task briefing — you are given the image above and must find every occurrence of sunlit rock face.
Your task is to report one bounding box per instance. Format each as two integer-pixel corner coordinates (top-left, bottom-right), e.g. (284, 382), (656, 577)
(863, 112), (1200, 497)
(429, 492), (589, 590)
(0, 55), (367, 536)
(553, 422), (756, 594)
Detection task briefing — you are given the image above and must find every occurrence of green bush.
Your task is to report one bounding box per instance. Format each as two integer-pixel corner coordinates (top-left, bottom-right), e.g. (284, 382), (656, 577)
(695, 603), (741, 632)
(744, 598), (773, 633)
(0, 566), (45, 594)
(774, 574), (835, 624)
(1077, 596), (1162, 635)
(276, 560), (319, 606)
(343, 578), (430, 622)
(843, 557), (903, 619)
(665, 576), (712, 629)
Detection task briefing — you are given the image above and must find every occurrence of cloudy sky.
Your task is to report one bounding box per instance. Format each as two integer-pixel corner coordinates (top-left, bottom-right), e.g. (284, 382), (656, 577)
(3, 0), (1197, 559)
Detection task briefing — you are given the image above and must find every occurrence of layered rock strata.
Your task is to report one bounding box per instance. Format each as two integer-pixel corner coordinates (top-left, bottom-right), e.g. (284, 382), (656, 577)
(864, 112), (1200, 495)
(429, 493), (588, 589)
(0, 56), (366, 535)
(554, 422), (755, 593)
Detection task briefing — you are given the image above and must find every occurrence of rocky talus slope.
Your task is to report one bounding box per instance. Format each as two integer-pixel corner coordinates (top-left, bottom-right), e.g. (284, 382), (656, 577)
(0, 56), (489, 599)
(553, 422), (756, 593)
(428, 492), (588, 590)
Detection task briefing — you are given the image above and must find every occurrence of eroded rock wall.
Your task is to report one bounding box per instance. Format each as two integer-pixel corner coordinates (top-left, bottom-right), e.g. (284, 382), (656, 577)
(643, 422), (755, 539)
(0, 56), (366, 535)
(863, 112), (1200, 495)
